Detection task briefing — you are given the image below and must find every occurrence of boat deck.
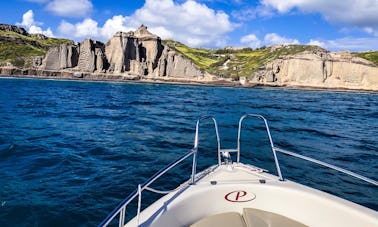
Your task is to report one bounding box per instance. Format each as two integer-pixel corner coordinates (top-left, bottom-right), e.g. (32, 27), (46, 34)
(125, 164), (378, 227)
(190, 208), (307, 227)
(101, 115), (378, 227)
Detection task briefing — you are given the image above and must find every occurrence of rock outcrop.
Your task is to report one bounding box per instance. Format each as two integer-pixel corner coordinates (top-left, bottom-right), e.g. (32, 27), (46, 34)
(3, 23), (376, 91)
(39, 25), (204, 80)
(250, 50), (378, 90)
(41, 43), (78, 70)
(30, 33), (48, 40)
(77, 39), (107, 72)
(0, 24), (29, 36)
(104, 25), (164, 75)
(154, 47), (202, 78)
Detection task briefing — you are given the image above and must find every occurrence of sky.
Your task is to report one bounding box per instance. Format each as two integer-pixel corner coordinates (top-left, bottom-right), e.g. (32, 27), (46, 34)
(0, 0), (377, 51)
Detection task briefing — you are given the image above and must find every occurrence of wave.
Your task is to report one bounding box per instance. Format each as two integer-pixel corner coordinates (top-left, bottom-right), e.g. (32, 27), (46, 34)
(0, 143), (15, 157)
(1, 78), (377, 226)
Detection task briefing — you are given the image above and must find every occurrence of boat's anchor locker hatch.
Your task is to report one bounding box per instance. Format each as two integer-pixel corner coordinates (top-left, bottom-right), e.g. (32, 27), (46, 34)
(225, 190), (256, 202)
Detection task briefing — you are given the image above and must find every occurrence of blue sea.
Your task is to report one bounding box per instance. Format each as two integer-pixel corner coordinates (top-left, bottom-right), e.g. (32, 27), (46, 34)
(0, 78), (377, 226)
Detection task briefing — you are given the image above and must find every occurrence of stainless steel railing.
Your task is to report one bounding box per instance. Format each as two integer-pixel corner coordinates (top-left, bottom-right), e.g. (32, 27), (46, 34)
(273, 146), (378, 186)
(100, 114), (378, 227)
(99, 116), (221, 227)
(236, 114), (378, 186)
(99, 148), (196, 227)
(237, 114), (284, 181)
(192, 116), (220, 184)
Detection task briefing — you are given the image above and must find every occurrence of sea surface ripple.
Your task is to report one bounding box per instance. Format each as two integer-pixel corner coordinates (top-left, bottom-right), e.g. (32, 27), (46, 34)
(0, 78), (377, 226)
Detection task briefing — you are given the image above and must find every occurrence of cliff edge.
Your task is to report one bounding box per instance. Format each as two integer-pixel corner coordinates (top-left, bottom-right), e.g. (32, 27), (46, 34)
(249, 49), (378, 90)
(1, 23), (377, 91)
(37, 25), (204, 80)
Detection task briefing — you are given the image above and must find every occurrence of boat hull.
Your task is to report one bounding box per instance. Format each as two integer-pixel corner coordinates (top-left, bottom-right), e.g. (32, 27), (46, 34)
(125, 164), (378, 227)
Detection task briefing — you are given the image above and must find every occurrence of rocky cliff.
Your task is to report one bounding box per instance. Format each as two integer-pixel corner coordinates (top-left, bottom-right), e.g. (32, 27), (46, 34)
(0, 23), (73, 67)
(41, 43), (78, 70)
(250, 49), (378, 90)
(1, 23), (377, 91)
(39, 25), (204, 80)
(0, 24), (29, 36)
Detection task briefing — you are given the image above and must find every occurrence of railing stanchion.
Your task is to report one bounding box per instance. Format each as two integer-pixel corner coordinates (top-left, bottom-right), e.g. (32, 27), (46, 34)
(136, 184), (142, 226)
(191, 148), (197, 184)
(100, 114), (378, 227)
(118, 207), (125, 227)
(192, 116), (221, 183)
(238, 114), (284, 181)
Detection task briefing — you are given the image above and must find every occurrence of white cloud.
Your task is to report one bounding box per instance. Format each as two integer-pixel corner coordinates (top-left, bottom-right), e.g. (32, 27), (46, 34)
(46, 0), (93, 18)
(240, 34), (377, 52)
(232, 5), (275, 21)
(132, 0), (235, 47)
(148, 26), (174, 40)
(57, 20), (76, 35)
(240, 32), (299, 48)
(29, 26), (53, 37)
(100, 15), (135, 39)
(363, 27), (378, 37)
(232, 8), (257, 21)
(263, 33), (299, 46)
(307, 39), (326, 48)
(16, 10), (54, 37)
(311, 37), (378, 52)
(75, 18), (99, 37)
(260, 0), (296, 13)
(58, 16), (133, 41)
(240, 34), (261, 48)
(17, 9), (38, 28)
(58, 19), (99, 39)
(260, 0), (378, 30)
(57, 0), (235, 47)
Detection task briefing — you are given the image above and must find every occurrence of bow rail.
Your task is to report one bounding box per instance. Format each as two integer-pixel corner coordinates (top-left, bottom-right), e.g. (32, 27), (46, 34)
(99, 114), (378, 227)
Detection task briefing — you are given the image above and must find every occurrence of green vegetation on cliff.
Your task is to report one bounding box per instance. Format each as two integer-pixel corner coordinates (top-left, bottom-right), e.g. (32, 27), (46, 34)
(163, 39), (220, 69)
(2, 23), (377, 79)
(0, 30), (72, 67)
(163, 40), (323, 79)
(354, 51), (378, 66)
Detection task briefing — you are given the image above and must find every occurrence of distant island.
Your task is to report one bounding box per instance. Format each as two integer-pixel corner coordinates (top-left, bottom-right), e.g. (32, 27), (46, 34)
(1, 23), (378, 91)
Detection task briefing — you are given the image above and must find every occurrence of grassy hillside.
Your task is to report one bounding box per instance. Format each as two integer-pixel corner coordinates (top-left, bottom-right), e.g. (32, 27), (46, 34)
(2, 25), (376, 75)
(163, 40), (323, 80)
(354, 51), (378, 66)
(0, 30), (73, 67)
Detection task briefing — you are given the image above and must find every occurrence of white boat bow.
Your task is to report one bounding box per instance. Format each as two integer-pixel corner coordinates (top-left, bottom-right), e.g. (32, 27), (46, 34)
(100, 114), (378, 227)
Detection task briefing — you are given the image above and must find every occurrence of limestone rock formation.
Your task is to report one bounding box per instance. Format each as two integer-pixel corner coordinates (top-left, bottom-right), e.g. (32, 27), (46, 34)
(154, 47), (202, 78)
(105, 31), (138, 73)
(38, 25), (204, 79)
(77, 39), (107, 72)
(41, 43), (78, 70)
(251, 50), (378, 90)
(105, 25), (163, 75)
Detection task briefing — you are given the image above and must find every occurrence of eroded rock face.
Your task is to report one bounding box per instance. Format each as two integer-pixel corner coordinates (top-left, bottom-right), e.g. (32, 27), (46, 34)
(77, 39), (107, 72)
(154, 47), (202, 78)
(105, 31), (136, 73)
(40, 25), (203, 79)
(105, 25), (164, 75)
(41, 43), (78, 70)
(251, 50), (378, 90)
